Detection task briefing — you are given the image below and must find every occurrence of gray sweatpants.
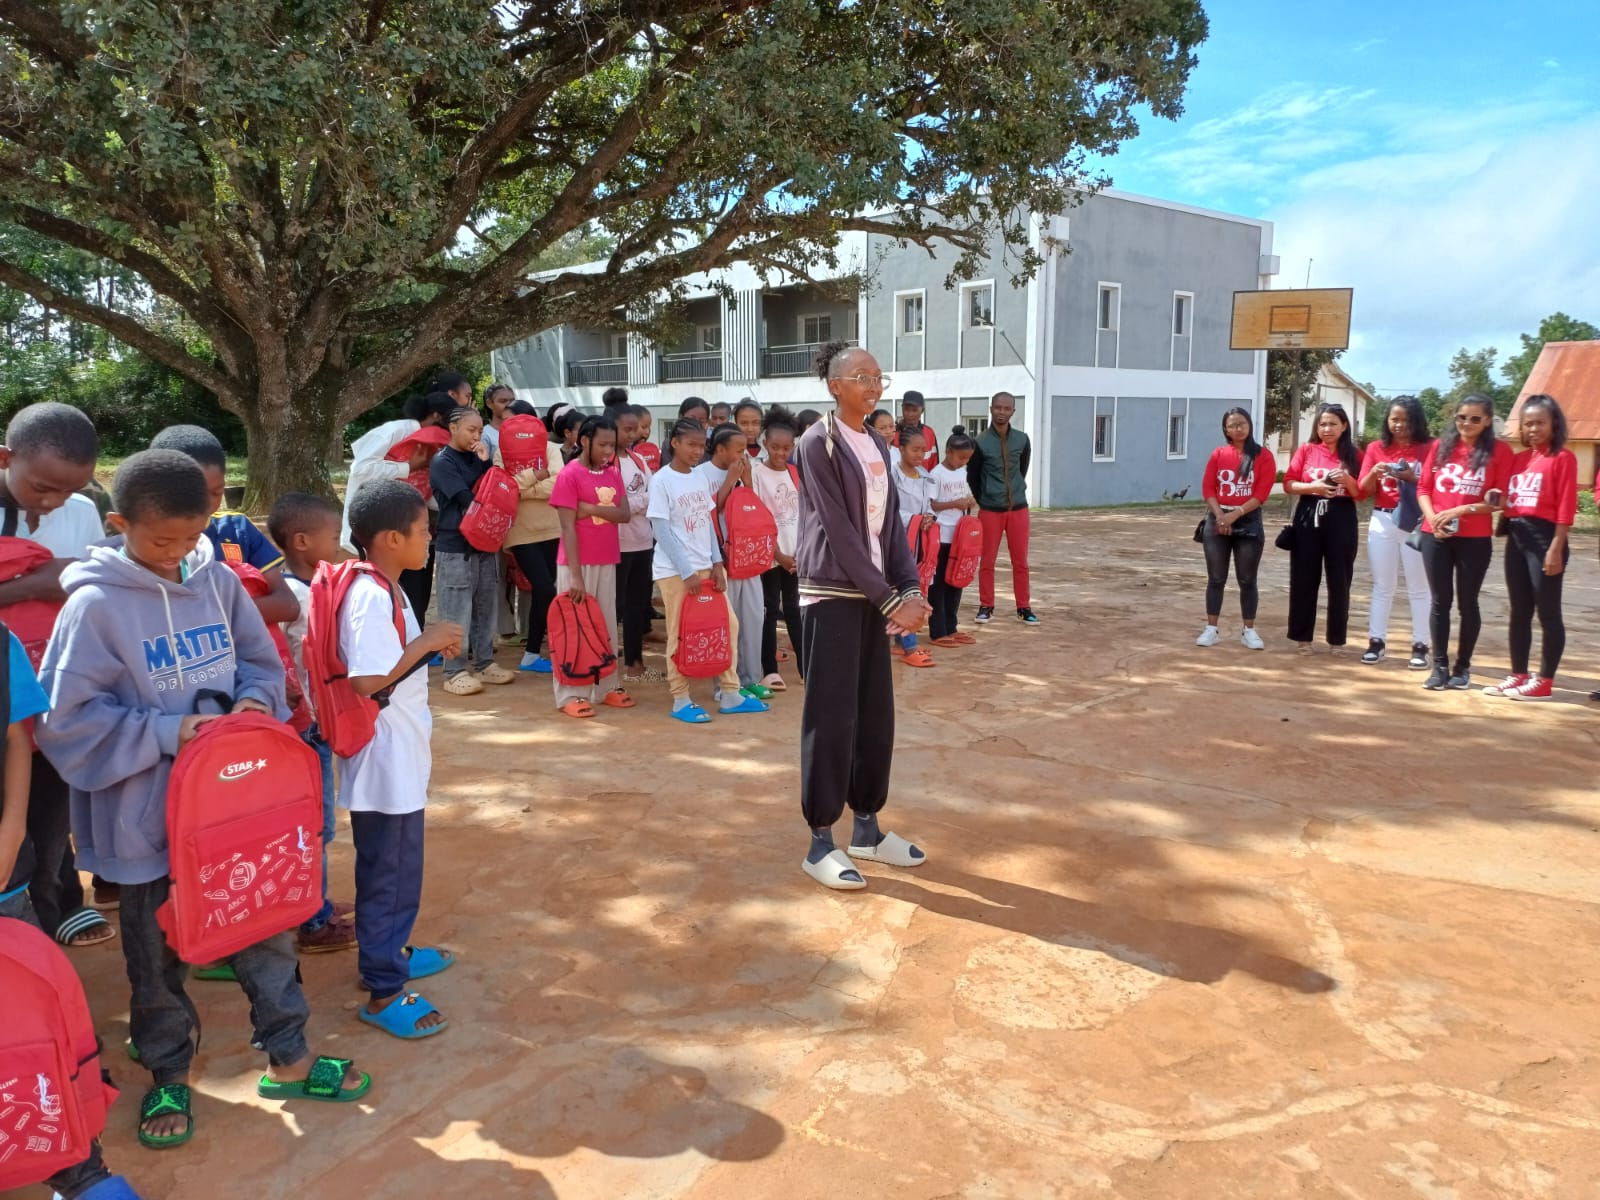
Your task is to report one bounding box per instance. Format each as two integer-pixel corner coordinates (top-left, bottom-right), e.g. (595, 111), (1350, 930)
(120, 878), (309, 1082)
(436, 550), (500, 677)
(727, 575), (764, 687)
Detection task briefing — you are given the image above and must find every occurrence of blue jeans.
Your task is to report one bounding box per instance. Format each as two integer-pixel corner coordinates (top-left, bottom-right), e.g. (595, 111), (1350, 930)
(351, 809), (425, 1000)
(299, 726), (337, 932)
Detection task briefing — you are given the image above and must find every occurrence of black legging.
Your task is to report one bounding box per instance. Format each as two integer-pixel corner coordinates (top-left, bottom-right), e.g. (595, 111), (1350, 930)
(616, 547), (655, 665)
(1505, 517), (1567, 678)
(509, 538), (559, 655)
(1286, 498), (1358, 645)
(1419, 532), (1493, 670)
(1201, 513), (1264, 619)
(761, 565), (803, 677)
(928, 543), (964, 639)
(398, 543), (434, 628)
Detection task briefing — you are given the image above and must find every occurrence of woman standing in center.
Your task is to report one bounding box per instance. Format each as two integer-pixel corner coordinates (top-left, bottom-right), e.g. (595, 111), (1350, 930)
(1283, 403), (1363, 654)
(1356, 395), (1434, 668)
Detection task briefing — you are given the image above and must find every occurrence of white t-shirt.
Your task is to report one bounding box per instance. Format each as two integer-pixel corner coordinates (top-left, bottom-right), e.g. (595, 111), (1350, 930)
(283, 574), (313, 711)
(617, 451), (654, 554)
(11, 492), (104, 558)
(647, 465), (719, 581)
(892, 464), (931, 529)
(481, 423), (500, 458)
(750, 463), (800, 557)
(336, 573), (431, 814)
(928, 463), (972, 543)
(835, 420), (887, 572)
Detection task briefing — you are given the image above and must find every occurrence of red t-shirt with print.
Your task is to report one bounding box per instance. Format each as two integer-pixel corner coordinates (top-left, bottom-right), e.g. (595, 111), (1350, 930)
(1419, 438), (1513, 537)
(1359, 439), (1433, 508)
(1284, 442), (1359, 495)
(1202, 444), (1277, 506)
(1506, 447), (1578, 524)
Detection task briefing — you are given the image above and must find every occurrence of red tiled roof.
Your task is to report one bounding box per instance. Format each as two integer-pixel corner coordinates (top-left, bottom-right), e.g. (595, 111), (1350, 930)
(1506, 341), (1600, 441)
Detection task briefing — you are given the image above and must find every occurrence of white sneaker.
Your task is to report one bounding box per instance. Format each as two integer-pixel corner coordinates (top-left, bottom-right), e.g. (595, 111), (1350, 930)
(1195, 625), (1220, 647)
(1241, 628), (1265, 651)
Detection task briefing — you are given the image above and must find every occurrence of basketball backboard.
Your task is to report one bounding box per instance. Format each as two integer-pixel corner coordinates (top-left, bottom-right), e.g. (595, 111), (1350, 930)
(1230, 288), (1353, 350)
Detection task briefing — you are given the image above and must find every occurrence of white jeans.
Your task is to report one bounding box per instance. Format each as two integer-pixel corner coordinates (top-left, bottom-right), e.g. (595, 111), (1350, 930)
(1366, 509), (1431, 644)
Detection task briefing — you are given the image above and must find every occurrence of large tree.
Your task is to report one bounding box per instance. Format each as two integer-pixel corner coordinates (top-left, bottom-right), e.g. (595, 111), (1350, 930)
(0, 0), (1206, 504)
(1501, 311), (1599, 400)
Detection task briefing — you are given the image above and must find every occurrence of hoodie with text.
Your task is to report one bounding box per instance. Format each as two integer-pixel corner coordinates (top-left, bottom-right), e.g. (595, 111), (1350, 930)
(35, 538), (289, 885)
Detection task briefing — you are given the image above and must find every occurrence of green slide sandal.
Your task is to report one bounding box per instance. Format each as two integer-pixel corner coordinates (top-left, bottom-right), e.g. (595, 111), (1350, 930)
(137, 1083), (194, 1150)
(257, 1055), (371, 1103)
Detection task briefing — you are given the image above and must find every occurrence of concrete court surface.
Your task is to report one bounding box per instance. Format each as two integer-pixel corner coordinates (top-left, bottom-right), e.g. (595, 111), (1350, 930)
(13, 506), (1600, 1200)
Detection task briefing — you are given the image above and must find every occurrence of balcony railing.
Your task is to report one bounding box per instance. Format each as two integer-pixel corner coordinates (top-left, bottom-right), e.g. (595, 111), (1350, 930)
(660, 351), (722, 383)
(566, 357), (628, 386)
(760, 339), (856, 378)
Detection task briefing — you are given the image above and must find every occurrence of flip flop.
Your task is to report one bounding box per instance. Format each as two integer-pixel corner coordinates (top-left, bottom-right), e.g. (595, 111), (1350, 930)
(602, 688), (636, 708)
(558, 699), (595, 718)
(55, 907), (117, 947)
(802, 849), (866, 891)
(901, 649), (936, 668)
(719, 696), (769, 715)
(760, 672), (787, 693)
(137, 1083), (194, 1149)
(952, 632), (977, 644)
(777, 648), (791, 663)
(670, 702), (712, 724)
(404, 945), (455, 980)
(257, 1055), (371, 1103)
(847, 831), (926, 868)
(358, 992), (449, 1040)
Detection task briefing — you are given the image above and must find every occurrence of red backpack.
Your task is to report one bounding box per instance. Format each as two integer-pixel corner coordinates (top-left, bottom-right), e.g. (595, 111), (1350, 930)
(504, 552), (531, 593)
(673, 581), (734, 678)
(0, 532), (61, 671)
(303, 560), (410, 758)
(907, 514), (940, 593)
(156, 710), (323, 962)
(719, 487), (778, 579)
(546, 593), (616, 686)
(945, 514), (984, 588)
(226, 562), (311, 733)
(0, 921), (119, 1191)
(460, 466), (520, 552)
(499, 414), (550, 475)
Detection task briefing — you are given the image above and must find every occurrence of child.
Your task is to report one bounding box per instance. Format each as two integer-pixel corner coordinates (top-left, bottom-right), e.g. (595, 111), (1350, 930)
(647, 419), (768, 723)
(734, 399), (765, 460)
(897, 391), (941, 471)
(548, 415), (632, 717)
(0, 621), (51, 924)
(928, 428), (979, 646)
(634, 408), (662, 473)
(890, 430), (936, 668)
(36, 450), (370, 1149)
(267, 493), (357, 954)
(710, 401), (733, 427)
(0, 402), (118, 944)
(499, 401), (560, 675)
(429, 406), (516, 695)
(149, 424), (299, 625)
(752, 405), (803, 690)
(699, 424), (772, 699)
(870, 409), (897, 441)
(341, 479), (463, 1039)
(613, 407), (658, 682)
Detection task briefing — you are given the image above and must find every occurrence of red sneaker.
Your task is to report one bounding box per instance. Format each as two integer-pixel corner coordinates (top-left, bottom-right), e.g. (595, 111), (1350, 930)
(1481, 673), (1528, 696)
(1506, 676), (1553, 701)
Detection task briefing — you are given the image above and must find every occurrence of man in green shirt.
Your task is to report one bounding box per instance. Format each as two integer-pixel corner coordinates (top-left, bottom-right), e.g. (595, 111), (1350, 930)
(965, 392), (1038, 624)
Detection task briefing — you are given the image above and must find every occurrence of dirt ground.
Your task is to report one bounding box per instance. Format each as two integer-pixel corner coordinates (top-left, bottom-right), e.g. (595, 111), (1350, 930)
(13, 505), (1600, 1200)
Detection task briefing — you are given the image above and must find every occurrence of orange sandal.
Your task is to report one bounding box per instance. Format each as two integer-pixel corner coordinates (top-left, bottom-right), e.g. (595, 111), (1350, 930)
(558, 700), (595, 718)
(952, 632), (977, 644)
(931, 636), (959, 648)
(602, 689), (635, 708)
(902, 648), (936, 668)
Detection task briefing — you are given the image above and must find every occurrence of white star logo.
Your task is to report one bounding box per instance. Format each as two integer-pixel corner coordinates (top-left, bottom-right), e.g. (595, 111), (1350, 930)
(256, 758), (268, 770)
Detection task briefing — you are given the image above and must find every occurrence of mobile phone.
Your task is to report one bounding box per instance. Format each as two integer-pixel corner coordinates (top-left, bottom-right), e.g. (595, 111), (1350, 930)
(1485, 488), (1502, 507)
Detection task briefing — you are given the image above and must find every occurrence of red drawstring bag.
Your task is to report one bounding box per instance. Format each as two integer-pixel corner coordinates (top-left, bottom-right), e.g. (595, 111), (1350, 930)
(547, 592), (617, 686)
(156, 711), (324, 962)
(303, 560), (411, 757)
(944, 514), (984, 588)
(906, 514), (940, 593)
(0, 921), (119, 1191)
(225, 562), (311, 733)
(719, 488), (778, 579)
(385, 427), (450, 502)
(0, 534), (61, 671)
(499, 414), (550, 475)
(460, 466), (520, 552)
(673, 581), (734, 678)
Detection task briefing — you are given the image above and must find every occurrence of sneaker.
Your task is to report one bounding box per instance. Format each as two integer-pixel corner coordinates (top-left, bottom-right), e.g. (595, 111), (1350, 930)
(1360, 638), (1386, 664)
(1408, 643), (1430, 670)
(518, 654), (553, 673)
(478, 663), (517, 685)
(1017, 607), (1039, 624)
(1507, 676), (1553, 701)
(1241, 628), (1265, 651)
(975, 606), (994, 623)
(1195, 625), (1220, 647)
(1446, 668), (1472, 690)
(1422, 663), (1449, 691)
(296, 917), (358, 954)
(1482, 673), (1529, 696)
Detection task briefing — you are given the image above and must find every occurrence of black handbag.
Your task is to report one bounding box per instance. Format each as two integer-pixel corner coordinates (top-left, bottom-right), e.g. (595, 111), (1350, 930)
(1405, 528), (1426, 552)
(1274, 524), (1296, 551)
(1193, 517), (1207, 543)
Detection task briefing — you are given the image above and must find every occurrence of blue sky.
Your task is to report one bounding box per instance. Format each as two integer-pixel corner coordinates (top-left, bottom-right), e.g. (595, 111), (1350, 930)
(1095, 0), (1600, 393)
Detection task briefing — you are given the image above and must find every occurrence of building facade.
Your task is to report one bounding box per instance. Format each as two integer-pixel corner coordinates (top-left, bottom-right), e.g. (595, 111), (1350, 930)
(490, 189), (1277, 506)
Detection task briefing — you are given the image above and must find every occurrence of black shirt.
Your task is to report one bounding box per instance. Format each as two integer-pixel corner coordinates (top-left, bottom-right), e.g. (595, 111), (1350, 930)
(429, 446), (491, 555)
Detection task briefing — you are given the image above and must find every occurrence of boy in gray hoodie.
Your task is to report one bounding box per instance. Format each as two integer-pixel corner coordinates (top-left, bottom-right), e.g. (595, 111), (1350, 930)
(36, 450), (371, 1151)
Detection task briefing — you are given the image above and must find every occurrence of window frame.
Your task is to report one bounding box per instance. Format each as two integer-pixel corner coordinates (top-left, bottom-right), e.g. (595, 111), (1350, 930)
(611, 332), (629, 360)
(896, 289), (926, 337)
(799, 312), (832, 345)
(698, 324), (722, 354)
(1166, 397), (1189, 460)
(960, 279), (996, 330)
(1097, 282), (1121, 333)
(1171, 290), (1194, 372)
(1092, 396), (1117, 463)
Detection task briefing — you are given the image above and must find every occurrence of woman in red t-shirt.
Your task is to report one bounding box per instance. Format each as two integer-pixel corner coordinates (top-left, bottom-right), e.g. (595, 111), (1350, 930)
(1196, 407), (1276, 650)
(1356, 396), (1434, 668)
(1416, 394), (1514, 691)
(1488, 394), (1577, 700)
(1281, 403), (1363, 653)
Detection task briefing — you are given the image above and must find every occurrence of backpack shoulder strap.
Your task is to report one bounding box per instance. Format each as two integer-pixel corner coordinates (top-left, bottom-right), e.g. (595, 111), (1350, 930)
(787, 464), (799, 489)
(0, 498), (17, 539)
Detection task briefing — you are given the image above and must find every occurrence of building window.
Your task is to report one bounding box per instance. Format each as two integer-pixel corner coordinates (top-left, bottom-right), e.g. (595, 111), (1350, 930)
(965, 416), (988, 438)
(1173, 292), (1190, 336)
(611, 333), (629, 359)
(699, 324), (721, 353)
(964, 283), (994, 329)
(1093, 396), (1116, 461)
(1167, 397), (1189, 459)
(899, 293), (924, 335)
(1097, 284), (1120, 332)
(801, 313), (832, 344)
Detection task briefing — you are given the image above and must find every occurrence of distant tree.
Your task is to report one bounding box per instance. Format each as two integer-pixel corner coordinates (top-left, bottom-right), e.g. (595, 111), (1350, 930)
(1416, 386), (1447, 432)
(1443, 346), (1511, 415)
(1501, 311), (1599, 399)
(1265, 349), (1341, 451)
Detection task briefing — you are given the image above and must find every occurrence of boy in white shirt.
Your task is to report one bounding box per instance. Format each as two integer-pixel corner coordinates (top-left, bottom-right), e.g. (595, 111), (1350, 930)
(889, 430), (936, 668)
(341, 480), (464, 1039)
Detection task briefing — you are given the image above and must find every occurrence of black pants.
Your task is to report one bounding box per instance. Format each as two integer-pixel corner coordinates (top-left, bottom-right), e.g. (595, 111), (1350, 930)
(23, 751), (86, 938)
(509, 538), (559, 655)
(1505, 517), (1567, 678)
(1202, 515), (1265, 620)
(399, 542), (435, 629)
(1286, 498), (1358, 645)
(928, 543), (964, 639)
(1419, 532), (1493, 669)
(616, 547), (655, 665)
(800, 600), (894, 829)
(761, 566), (803, 677)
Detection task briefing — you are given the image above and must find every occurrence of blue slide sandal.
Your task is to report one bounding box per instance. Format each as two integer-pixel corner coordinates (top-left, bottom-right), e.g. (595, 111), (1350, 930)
(670, 703), (712, 724)
(404, 946), (454, 980)
(719, 696), (769, 715)
(358, 992), (449, 1039)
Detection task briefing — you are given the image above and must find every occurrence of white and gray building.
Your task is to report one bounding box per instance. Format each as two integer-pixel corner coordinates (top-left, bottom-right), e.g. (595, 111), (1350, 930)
(490, 189), (1278, 507)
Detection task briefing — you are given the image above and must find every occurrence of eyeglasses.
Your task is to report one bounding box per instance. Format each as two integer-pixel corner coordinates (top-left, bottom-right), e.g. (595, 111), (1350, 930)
(1455, 414), (1488, 425)
(839, 373), (891, 389)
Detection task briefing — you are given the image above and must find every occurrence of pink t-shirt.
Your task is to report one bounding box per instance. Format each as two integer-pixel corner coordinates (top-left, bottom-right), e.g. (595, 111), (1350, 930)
(835, 419), (887, 572)
(548, 458), (625, 566)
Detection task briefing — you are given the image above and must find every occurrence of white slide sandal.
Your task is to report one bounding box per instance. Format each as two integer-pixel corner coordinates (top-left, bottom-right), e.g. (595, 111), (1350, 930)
(802, 849), (867, 891)
(846, 831), (926, 868)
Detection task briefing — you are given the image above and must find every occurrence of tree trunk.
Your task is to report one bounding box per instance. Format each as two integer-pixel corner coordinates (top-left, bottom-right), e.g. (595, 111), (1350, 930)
(240, 381), (343, 512)
(1287, 351), (1305, 455)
